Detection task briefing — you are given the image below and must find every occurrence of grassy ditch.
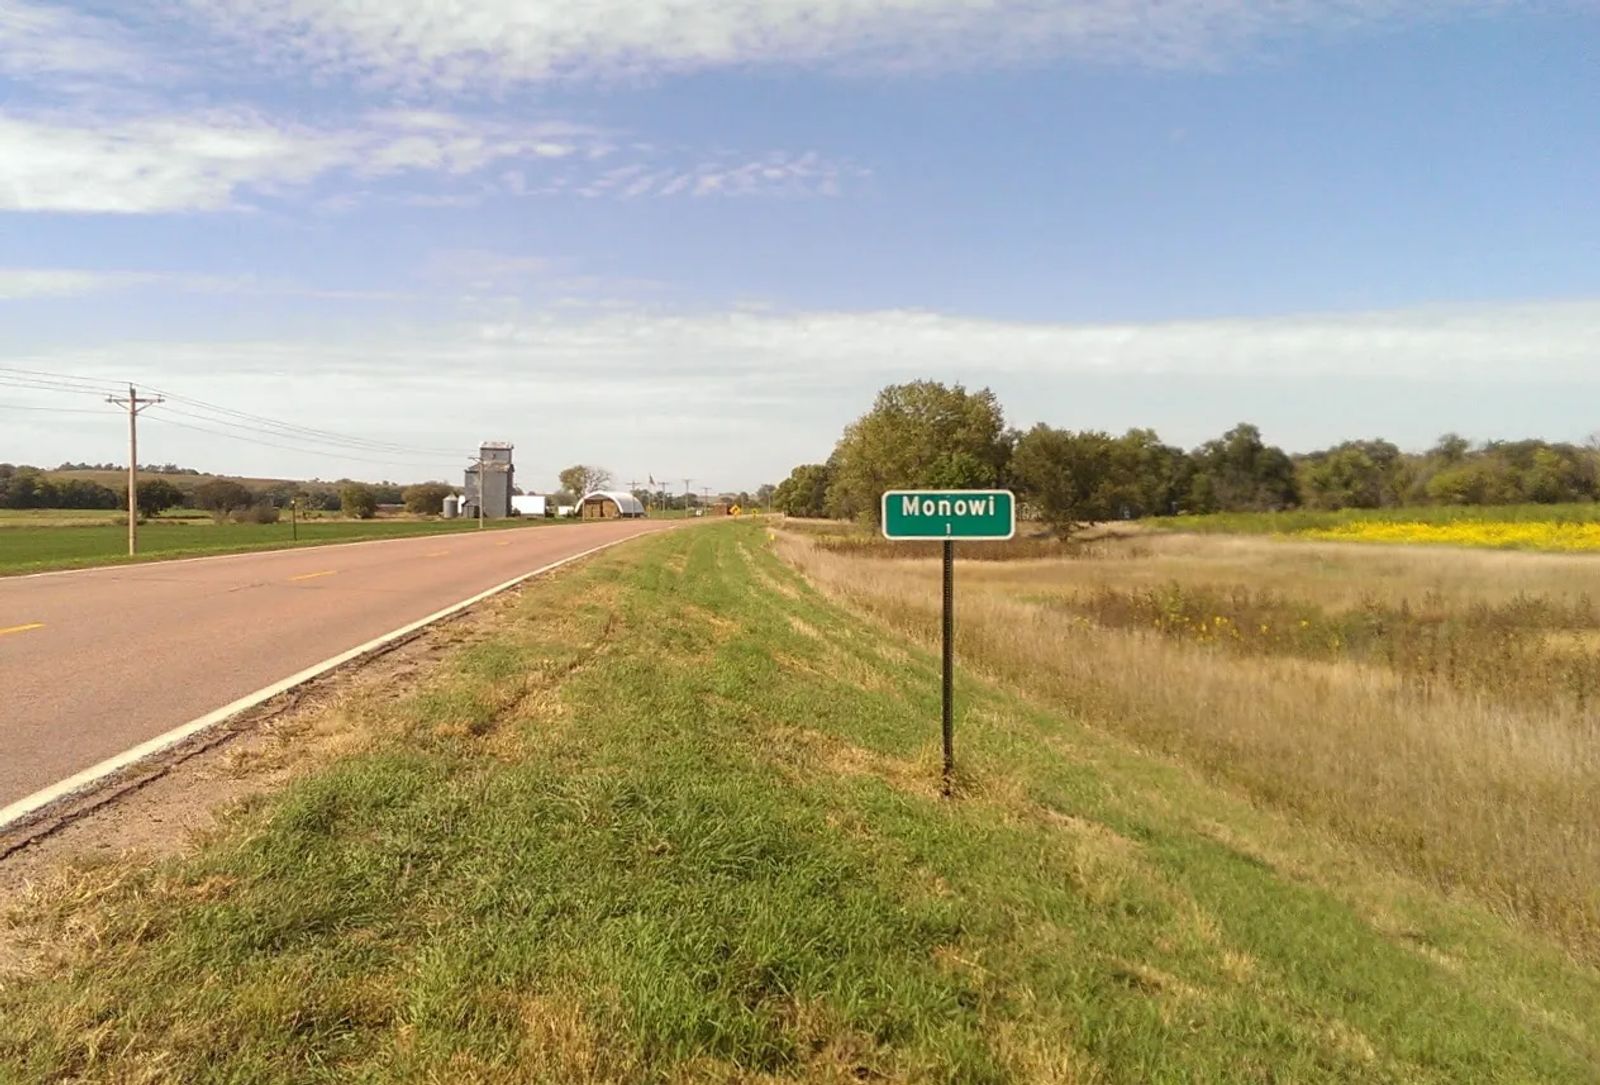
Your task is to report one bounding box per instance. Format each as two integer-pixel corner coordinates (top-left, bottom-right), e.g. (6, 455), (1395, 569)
(0, 515), (568, 576)
(2, 523), (1597, 1082)
(778, 530), (1600, 967)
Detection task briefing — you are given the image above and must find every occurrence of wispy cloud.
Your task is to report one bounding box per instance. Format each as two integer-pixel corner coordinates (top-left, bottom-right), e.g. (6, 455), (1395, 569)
(0, 111), (348, 213)
(0, 0), (157, 85)
(0, 268), (147, 299)
(462, 299), (1600, 386)
(15, 297), (1595, 384)
(0, 267), (408, 300)
(0, 105), (854, 213)
(180, 0), (1513, 89)
(563, 151), (862, 200)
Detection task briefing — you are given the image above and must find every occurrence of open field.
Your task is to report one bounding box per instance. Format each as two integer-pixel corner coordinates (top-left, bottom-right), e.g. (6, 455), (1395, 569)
(0, 516), (570, 576)
(1151, 503), (1600, 551)
(782, 526), (1600, 966)
(2, 523), (1596, 1082)
(0, 508), (214, 527)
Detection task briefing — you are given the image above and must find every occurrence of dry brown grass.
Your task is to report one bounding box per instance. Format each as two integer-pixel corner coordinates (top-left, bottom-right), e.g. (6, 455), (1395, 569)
(776, 529), (1600, 963)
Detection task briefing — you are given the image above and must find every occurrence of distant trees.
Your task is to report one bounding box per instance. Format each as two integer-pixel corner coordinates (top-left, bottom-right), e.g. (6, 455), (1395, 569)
(825, 381), (1011, 522)
(1186, 424), (1298, 513)
(340, 483), (379, 520)
(52, 478), (121, 510)
(0, 466), (115, 510)
(127, 478), (186, 519)
(559, 465), (613, 498)
(194, 479), (255, 522)
(773, 464), (833, 518)
(402, 482), (455, 515)
(1009, 427), (1118, 537)
(298, 488), (343, 512)
(772, 382), (1600, 531)
(1297, 439), (1404, 510)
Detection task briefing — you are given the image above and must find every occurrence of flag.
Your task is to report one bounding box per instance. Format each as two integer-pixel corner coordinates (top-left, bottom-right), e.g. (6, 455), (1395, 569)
(648, 474), (656, 486)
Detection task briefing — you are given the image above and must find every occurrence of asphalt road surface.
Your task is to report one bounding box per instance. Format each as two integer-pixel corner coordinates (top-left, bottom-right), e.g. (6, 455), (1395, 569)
(0, 518), (674, 813)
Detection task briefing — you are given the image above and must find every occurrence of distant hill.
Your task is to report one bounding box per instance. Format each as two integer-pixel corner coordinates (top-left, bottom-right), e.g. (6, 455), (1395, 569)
(43, 468), (319, 493)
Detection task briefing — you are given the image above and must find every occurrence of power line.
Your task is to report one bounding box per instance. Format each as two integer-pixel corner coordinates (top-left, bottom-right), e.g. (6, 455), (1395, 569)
(0, 403), (118, 416)
(155, 403), (453, 463)
(0, 375), (121, 399)
(3, 365), (464, 466)
(142, 413), (453, 470)
(146, 387), (463, 459)
(0, 366), (123, 391)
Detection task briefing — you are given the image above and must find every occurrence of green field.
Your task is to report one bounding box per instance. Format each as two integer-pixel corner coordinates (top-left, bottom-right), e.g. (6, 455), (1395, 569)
(0, 516), (568, 576)
(3, 523), (1594, 1081)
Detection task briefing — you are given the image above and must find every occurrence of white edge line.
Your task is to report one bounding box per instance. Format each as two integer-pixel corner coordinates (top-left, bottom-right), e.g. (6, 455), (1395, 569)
(0, 531), (654, 832)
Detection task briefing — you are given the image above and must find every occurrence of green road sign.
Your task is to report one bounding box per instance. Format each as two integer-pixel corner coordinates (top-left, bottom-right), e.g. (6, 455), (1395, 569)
(881, 489), (1016, 540)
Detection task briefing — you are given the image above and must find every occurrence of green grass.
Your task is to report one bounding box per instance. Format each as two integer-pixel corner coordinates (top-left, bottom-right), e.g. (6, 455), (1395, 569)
(0, 516), (571, 576)
(1150, 502), (1600, 535)
(1, 523), (1596, 1082)
(0, 508), (127, 526)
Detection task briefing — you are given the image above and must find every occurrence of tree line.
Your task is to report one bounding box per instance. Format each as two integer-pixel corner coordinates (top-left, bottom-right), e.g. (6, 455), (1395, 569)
(0, 464), (468, 522)
(772, 381), (1600, 534)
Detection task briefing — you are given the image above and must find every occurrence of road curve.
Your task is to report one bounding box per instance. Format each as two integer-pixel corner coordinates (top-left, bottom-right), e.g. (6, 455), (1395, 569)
(0, 519), (675, 811)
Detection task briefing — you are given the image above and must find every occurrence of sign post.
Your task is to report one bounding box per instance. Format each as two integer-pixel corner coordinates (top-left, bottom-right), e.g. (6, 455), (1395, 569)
(881, 489), (1016, 794)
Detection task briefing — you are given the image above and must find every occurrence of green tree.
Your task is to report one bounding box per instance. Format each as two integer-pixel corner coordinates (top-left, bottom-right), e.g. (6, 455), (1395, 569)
(558, 465), (613, 498)
(1426, 460), (1521, 506)
(0, 467), (55, 509)
(1432, 433), (1472, 464)
(126, 478), (185, 518)
(773, 464), (833, 518)
(1009, 426), (1119, 537)
(194, 479), (255, 523)
(1298, 439), (1402, 510)
(1106, 428), (1192, 518)
(824, 381), (1011, 523)
(1522, 450), (1574, 503)
(48, 478), (119, 510)
(1188, 423), (1299, 512)
(402, 482), (455, 515)
(340, 483), (379, 520)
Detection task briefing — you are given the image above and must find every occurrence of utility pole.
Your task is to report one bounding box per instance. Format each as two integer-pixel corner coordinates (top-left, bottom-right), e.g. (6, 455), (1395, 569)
(106, 385), (163, 556)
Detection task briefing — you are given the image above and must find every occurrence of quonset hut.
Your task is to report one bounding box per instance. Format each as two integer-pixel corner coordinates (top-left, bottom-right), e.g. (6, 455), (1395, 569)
(578, 490), (646, 519)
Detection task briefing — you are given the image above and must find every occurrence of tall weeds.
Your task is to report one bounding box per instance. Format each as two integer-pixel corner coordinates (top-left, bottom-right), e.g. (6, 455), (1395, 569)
(777, 531), (1600, 964)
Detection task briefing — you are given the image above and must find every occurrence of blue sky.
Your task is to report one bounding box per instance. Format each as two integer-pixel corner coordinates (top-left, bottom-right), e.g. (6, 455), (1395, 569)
(1, 1), (1596, 490)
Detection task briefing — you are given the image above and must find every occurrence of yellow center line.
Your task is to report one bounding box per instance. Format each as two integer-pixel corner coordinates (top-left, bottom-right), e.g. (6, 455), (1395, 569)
(495, 540), (511, 547)
(425, 550), (451, 558)
(0, 622), (44, 637)
(289, 570), (337, 582)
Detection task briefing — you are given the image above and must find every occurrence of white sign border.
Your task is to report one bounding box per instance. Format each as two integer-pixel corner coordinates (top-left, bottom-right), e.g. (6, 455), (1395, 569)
(880, 488), (1018, 541)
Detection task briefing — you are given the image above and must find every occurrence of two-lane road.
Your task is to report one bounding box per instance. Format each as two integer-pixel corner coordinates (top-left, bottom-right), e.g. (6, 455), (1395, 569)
(0, 519), (674, 815)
